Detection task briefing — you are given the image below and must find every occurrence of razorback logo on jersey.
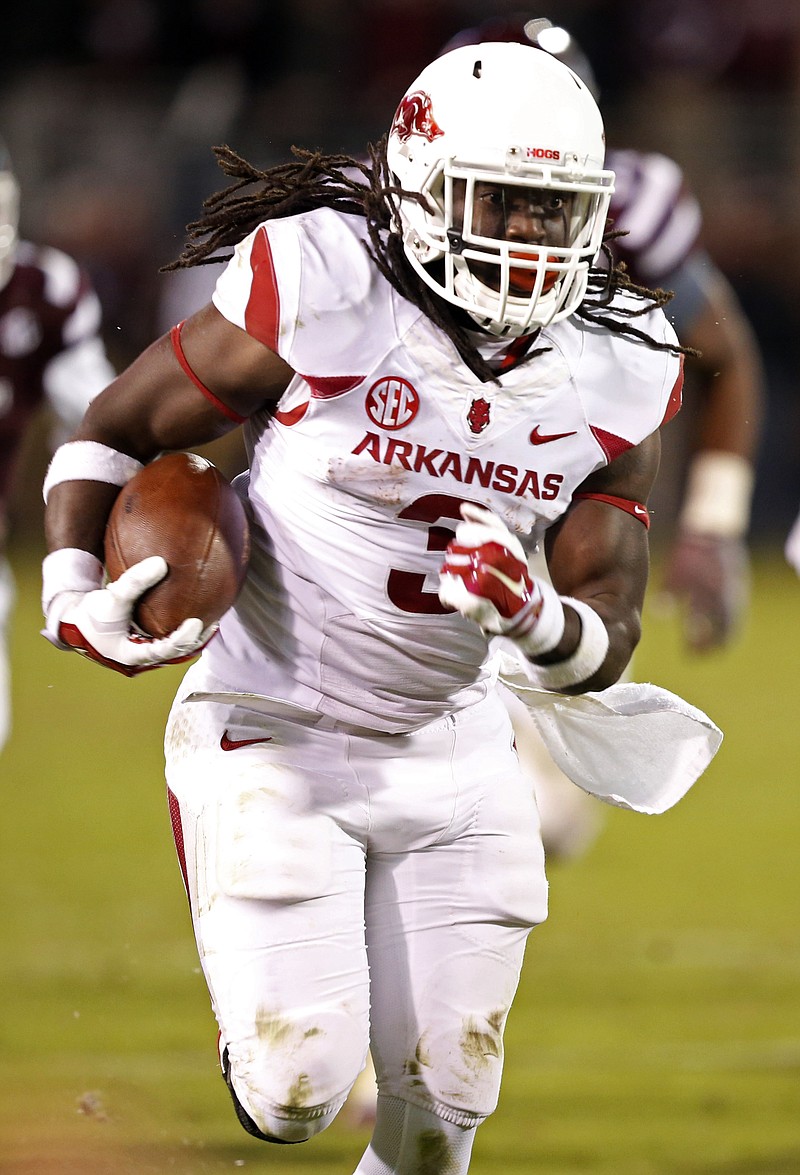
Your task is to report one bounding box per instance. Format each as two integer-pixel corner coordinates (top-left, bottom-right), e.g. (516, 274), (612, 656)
(352, 431), (564, 500)
(390, 91), (444, 144)
(467, 398), (491, 434)
(365, 377), (420, 430)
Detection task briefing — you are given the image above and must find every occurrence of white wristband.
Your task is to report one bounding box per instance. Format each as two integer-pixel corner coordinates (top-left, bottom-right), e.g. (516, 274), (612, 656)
(42, 547), (104, 617)
(527, 597), (610, 692)
(508, 576), (566, 657)
(43, 441), (144, 504)
(679, 451), (754, 539)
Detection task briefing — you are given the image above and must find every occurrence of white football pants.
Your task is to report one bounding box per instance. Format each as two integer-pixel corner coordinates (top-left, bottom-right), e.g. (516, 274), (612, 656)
(164, 662), (547, 1141)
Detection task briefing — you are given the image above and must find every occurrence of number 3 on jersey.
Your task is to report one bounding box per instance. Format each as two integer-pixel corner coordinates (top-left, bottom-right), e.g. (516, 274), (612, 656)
(387, 493), (470, 615)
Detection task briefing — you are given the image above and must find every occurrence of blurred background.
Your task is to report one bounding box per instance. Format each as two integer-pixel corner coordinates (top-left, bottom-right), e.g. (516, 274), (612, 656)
(2, 5), (799, 1172)
(1, 0), (799, 542)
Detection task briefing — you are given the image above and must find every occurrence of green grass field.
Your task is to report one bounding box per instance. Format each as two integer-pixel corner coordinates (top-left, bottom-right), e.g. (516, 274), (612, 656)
(1, 545), (799, 1174)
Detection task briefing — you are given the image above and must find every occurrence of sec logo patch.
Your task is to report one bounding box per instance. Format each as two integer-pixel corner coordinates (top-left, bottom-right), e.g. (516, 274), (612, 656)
(365, 377), (420, 431)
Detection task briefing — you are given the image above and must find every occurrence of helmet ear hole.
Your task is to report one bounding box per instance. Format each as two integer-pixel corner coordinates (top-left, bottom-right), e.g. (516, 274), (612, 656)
(385, 41), (614, 335)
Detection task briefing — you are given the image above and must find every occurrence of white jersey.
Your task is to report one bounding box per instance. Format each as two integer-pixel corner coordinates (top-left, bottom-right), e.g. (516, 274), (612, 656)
(206, 207), (682, 734)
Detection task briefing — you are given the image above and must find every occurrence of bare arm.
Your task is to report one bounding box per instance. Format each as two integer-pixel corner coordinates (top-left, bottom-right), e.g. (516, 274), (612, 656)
(681, 267), (764, 460)
(41, 303), (295, 674)
(45, 303), (295, 559)
(440, 432), (661, 696)
(542, 431), (661, 691)
(662, 267), (764, 651)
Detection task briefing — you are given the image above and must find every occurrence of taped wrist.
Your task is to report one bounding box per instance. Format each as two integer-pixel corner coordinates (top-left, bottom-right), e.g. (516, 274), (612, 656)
(41, 547), (104, 646)
(507, 576), (566, 656)
(527, 597), (610, 692)
(43, 441), (144, 503)
(679, 451), (754, 538)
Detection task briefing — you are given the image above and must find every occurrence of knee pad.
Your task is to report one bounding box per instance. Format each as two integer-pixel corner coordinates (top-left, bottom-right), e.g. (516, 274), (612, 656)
(222, 1048), (306, 1144)
(222, 1006), (367, 1141)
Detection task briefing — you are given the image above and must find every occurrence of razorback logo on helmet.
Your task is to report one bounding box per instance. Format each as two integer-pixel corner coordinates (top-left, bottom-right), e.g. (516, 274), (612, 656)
(365, 377), (420, 431)
(525, 146), (563, 162)
(390, 91), (444, 144)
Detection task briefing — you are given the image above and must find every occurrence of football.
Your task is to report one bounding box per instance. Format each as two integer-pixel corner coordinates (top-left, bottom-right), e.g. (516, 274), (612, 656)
(104, 451), (250, 639)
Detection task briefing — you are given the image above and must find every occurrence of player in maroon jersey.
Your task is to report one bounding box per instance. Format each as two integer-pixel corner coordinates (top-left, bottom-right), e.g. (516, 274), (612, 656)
(0, 140), (115, 751)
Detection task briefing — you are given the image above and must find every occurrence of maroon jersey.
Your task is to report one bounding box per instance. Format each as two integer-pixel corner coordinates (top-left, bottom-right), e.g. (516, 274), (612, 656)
(0, 240), (114, 513)
(606, 148), (702, 286)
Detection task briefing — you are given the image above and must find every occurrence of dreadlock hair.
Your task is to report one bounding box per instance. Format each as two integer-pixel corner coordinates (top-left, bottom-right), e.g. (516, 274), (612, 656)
(166, 139), (697, 384)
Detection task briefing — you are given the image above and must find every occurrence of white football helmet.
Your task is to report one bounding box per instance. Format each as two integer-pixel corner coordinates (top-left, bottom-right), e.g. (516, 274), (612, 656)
(0, 142), (20, 291)
(386, 42), (614, 337)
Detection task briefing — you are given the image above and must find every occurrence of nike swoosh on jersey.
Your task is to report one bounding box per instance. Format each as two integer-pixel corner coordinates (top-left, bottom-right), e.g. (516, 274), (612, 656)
(529, 426), (578, 445)
(220, 731), (273, 751)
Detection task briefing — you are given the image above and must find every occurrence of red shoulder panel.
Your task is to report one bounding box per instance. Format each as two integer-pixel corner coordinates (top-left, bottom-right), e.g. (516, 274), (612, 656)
(244, 226), (280, 352)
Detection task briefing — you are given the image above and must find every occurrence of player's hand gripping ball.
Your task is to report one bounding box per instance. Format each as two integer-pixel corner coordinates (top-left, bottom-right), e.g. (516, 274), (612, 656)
(104, 452), (250, 638)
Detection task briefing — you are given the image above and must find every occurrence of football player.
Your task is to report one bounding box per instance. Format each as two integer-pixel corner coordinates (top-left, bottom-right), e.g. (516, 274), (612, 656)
(41, 44), (710, 1172)
(445, 16), (764, 652)
(429, 13), (765, 864)
(0, 140), (115, 752)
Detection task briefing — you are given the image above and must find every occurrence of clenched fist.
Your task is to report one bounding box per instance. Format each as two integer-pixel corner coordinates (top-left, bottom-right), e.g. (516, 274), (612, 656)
(438, 503), (565, 656)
